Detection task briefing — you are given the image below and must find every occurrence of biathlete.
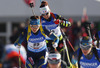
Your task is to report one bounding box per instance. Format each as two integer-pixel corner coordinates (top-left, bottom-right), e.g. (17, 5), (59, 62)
(14, 16), (59, 68)
(72, 36), (100, 68)
(39, 1), (71, 67)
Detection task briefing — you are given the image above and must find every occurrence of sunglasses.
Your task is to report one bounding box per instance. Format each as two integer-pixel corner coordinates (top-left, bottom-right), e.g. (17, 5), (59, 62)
(42, 12), (49, 16)
(30, 25), (40, 28)
(48, 58), (61, 64)
(80, 43), (92, 50)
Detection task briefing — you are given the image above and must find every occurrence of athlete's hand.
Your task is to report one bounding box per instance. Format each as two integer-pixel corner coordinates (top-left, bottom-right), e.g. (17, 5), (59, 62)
(52, 43), (58, 48)
(68, 21), (71, 26)
(60, 20), (71, 27)
(14, 43), (21, 49)
(54, 19), (59, 24)
(16, 45), (21, 49)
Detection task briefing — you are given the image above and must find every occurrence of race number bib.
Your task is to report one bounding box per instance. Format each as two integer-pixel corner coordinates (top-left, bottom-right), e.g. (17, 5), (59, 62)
(28, 40), (46, 49)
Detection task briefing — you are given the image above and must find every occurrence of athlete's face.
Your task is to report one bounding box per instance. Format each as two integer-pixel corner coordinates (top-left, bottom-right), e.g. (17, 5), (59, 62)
(81, 47), (92, 55)
(48, 62), (61, 68)
(42, 12), (50, 19)
(30, 25), (40, 33)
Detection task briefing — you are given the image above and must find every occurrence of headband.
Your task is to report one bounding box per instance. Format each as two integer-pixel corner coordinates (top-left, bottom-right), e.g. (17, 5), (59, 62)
(30, 19), (40, 25)
(48, 53), (61, 60)
(40, 5), (50, 14)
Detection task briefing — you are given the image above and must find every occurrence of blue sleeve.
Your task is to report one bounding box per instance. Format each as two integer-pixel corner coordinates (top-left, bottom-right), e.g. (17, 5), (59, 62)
(44, 27), (59, 43)
(96, 48), (100, 58)
(49, 33), (59, 44)
(41, 63), (48, 68)
(14, 28), (27, 46)
(43, 27), (51, 36)
(71, 49), (80, 64)
(54, 13), (71, 27)
(77, 48), (81, 56)
(98, 31), (100, 39)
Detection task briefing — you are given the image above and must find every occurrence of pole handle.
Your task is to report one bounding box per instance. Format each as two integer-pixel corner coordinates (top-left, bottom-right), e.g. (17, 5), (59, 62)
(29, 3), (34, 8)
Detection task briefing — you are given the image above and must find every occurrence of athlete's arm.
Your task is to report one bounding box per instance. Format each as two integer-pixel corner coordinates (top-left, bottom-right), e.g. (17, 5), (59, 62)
(71, 50), (78, 68)
(96, 48), (100, 59)
(56, 14), (71, 27)
(43, 27), (59, 43)
(14, 28), (27, 46)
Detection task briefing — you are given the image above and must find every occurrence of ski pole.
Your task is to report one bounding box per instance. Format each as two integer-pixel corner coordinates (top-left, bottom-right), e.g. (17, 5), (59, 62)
(59, 28), (73, 67)
(55, 48), (57, 51)
(62, 37), (72, 67)
(86, 23), (92, 38)
(18, 48), (21, 68)
(58, 20), (75, 52)
(86, 23), (97, 47)
(52, 41), (57, 51)
(29, 3), (35, 15)
(61, 29), (75, 52)
(60, 29), (73, 66)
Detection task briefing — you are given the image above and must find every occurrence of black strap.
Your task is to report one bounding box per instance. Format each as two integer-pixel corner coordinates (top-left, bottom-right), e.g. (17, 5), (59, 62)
(93, 47), (100, 62)
(97, 38), (99, 48)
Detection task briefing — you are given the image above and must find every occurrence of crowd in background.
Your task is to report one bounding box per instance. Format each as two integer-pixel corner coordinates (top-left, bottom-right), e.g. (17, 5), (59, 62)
(61, 18), (99, 54)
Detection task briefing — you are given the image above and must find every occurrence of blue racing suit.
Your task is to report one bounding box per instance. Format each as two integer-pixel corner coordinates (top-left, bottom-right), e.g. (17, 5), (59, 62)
(41, 12), (71, 67)
(41, 12), (71, 52)
(14, 26), (59, 68)
(72, 48), (100, 68)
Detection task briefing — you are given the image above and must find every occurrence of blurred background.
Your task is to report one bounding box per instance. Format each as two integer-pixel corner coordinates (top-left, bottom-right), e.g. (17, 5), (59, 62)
(0, 0), (100, 67)
(0, 0), (100, 44)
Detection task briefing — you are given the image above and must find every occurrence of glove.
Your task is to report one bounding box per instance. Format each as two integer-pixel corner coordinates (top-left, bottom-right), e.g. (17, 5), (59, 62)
(52, 43), (58, 48)
(60, 21), (71, 27)
(54, 19), (59, 24)
(29, 3), (34, 8)
(14, 43), (21, 49)
(68, 21), (71, 26)
(16, 45), (21, 49)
